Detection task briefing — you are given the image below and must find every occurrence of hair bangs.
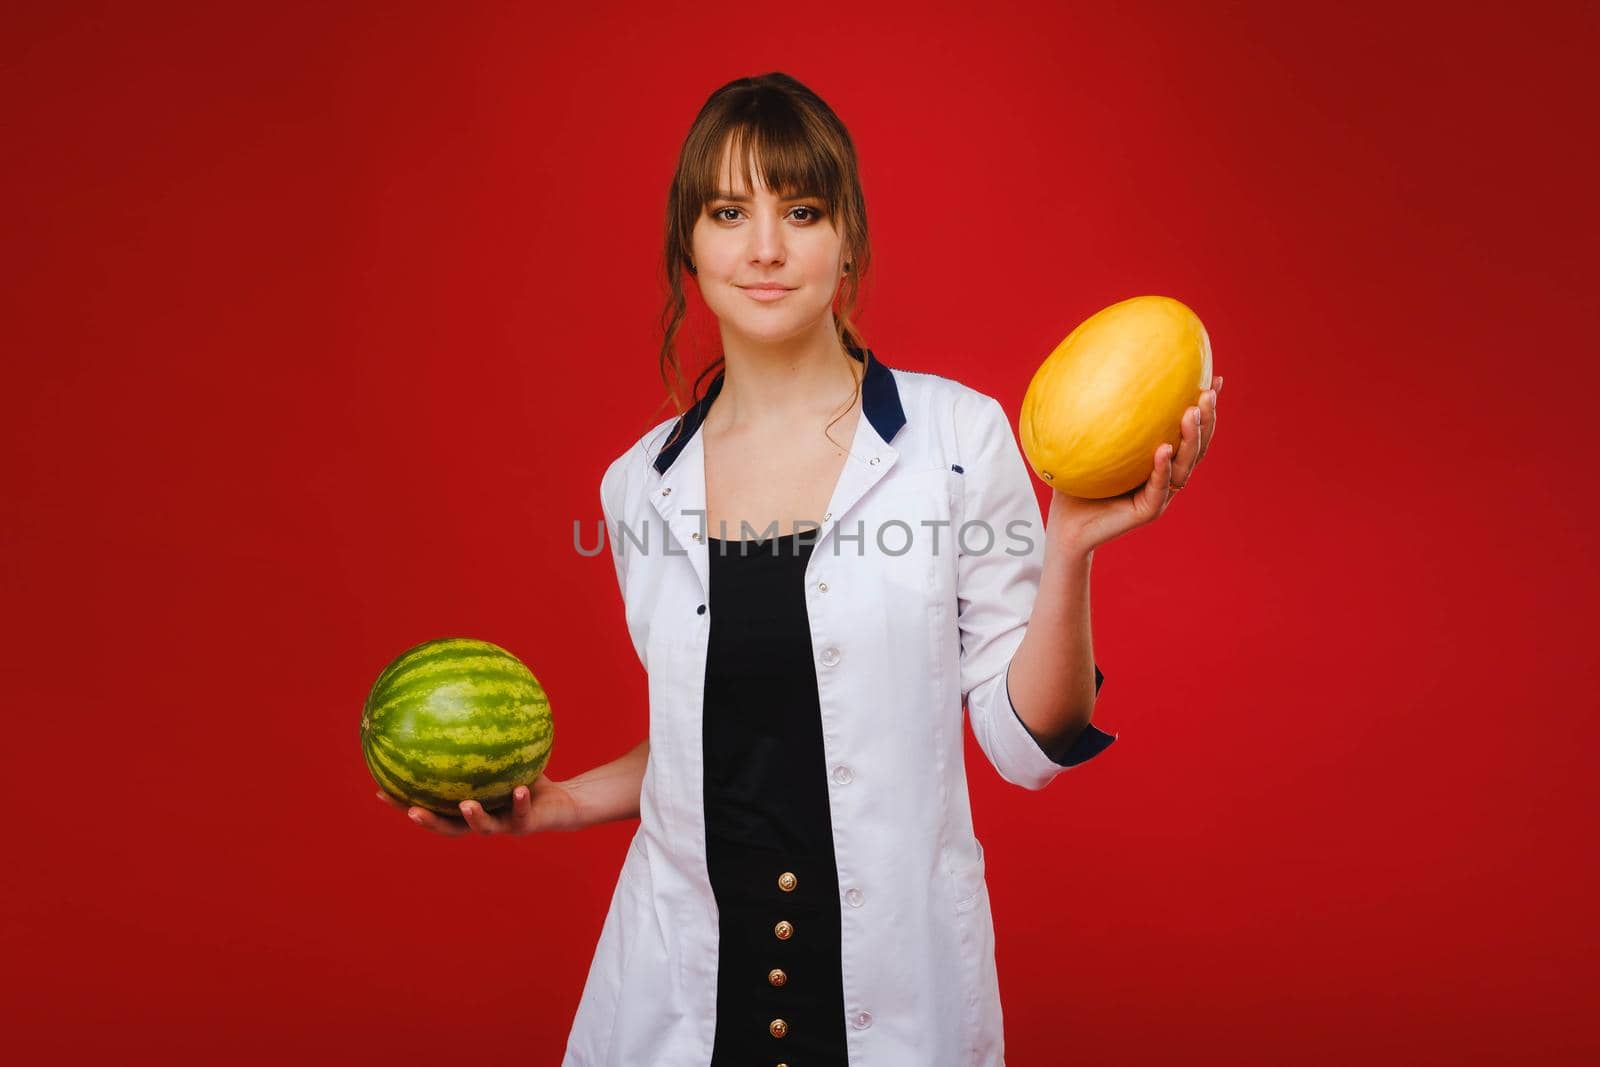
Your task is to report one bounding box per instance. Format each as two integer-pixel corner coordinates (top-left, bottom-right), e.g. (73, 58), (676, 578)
(691, 112), (842, 214)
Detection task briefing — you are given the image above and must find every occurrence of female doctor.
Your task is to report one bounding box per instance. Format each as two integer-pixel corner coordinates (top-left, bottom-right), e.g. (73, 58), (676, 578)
(380, 72), (1222, 1065)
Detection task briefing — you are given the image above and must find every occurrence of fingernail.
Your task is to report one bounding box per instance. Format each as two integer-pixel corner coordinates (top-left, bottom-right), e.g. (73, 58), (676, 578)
(408, 811), (422, 823)
(516, 787), (527, 800)
(460, 802), (472, 815)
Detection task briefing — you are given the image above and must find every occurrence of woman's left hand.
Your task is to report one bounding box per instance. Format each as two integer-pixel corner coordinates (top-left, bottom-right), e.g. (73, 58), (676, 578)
(1048, 374), (1223, 553)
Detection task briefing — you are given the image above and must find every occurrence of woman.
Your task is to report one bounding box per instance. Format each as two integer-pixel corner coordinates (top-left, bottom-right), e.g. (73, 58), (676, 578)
(382, 72), (1221, 1065)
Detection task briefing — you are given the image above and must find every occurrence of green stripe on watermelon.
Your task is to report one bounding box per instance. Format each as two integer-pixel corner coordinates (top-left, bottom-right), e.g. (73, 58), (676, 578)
(374, 665), (534, 710)
(366, 739), (529, 811)
(370, 731), (550, 782)
(364, 680), (548, 734)
(375, 644), (530, 694)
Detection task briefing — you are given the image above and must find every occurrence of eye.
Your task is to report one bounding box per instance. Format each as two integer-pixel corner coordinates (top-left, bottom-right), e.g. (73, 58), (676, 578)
(708, 205), (825, 223)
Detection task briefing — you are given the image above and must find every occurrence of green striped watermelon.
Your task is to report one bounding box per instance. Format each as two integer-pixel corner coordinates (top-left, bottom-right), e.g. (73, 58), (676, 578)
(360, 637), (553, 816)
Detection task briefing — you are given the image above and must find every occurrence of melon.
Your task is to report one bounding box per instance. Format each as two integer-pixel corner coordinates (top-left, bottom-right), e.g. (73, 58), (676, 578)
(360, 637), (553, 816)
(1020, 295), (1212, 499)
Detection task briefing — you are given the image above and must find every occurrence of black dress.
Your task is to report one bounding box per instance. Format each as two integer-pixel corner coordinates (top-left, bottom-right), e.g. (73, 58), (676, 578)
(703, 529), (851, 1066)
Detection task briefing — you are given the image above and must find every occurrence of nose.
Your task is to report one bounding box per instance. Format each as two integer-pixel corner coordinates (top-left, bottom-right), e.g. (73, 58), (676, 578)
(747, 211), (787, 267)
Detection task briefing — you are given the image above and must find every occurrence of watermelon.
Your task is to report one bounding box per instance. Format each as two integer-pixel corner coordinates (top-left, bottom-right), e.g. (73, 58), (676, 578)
(360, 637), (553, 816)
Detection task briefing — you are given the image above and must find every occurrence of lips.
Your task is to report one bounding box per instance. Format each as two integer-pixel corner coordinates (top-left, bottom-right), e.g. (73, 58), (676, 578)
(741, 285), (793, 302)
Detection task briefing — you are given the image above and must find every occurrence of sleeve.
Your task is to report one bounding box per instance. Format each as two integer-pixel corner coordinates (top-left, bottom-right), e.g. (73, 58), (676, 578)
(954, 392), (1117, 791)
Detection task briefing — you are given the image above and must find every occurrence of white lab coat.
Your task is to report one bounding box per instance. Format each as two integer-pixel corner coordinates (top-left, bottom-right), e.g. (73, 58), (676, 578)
(564, 349), (1114, 1066)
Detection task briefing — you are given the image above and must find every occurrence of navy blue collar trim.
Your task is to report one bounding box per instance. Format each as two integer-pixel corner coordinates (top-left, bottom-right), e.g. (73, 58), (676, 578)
(651, 344), (906, 475)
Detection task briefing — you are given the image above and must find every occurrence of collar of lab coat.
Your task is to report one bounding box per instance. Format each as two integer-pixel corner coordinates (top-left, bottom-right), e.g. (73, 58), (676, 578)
(644, 344), (908, 602)
(650, 343), (906, 475)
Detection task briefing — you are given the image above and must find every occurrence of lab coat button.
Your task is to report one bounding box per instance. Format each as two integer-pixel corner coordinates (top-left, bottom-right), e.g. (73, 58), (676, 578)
(768, 967), (788, 987)
(691, 531), (701, 541)
(832, 765), (853, 785)
(817, 581), (828, 592)
(823, 512), (831, 522)
(661, 487), (671, 496)
(869, 456), (880, 465)
(778, 871), (797, 892)
(696, 604), (706, 615)
(770, 1018), (789, 1038)
(853, 1010), (873, 1029)
(846, 887), (864, 907)
(820, 646), (840, 667)
(774, 920), (794, 940)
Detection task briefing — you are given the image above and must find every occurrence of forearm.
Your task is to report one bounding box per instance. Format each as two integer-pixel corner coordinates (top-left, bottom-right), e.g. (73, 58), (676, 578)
(558, 737), (649, 829)
(1007, 499), (1099, 757)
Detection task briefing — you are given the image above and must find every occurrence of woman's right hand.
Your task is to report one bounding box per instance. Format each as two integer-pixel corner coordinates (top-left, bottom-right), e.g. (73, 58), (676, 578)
(375, 773), (582, 836)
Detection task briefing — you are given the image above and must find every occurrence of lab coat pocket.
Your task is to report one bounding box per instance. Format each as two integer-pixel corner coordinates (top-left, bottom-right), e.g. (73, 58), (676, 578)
(951, 839), (1003, 1064)
(951, 838), (988, 914)
(606, 836), (678, 1063)
(858, 466), (962, 601)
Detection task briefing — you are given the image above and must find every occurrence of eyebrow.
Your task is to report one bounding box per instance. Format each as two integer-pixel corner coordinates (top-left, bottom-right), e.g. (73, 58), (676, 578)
(710, 189), (820, 203)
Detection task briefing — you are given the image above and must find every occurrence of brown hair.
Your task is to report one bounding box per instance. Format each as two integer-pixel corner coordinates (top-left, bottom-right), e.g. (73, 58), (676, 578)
(646, 71), (873, 465)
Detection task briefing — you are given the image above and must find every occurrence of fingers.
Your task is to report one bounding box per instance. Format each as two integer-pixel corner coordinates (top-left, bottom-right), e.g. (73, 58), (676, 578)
(1173, 376), (1222, 489)
(1159, 406), (1200, 500)
(375, 787), (533, 836)
(1135, 375), (1222, 519)
(375, 790), (469, 835)
(1195, 375), (1221, 463)
(459, 788), (539, 833)
(1138, 441), (1177, 518)
(509, 785), (532, 830)
(459, 799), (505, 834)
(411, 805), (471, 836)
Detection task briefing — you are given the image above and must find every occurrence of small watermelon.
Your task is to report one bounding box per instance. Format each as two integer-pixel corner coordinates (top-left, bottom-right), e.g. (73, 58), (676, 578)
(360, 637), (553, 816)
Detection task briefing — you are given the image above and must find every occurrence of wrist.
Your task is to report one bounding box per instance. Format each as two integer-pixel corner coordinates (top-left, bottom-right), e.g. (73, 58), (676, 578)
(1047, 492), (1098, 559)
(549, 776), (591, 832)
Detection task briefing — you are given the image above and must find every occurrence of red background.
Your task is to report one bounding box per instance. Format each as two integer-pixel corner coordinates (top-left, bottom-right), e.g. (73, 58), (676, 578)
(4, 2), (1596, 1063)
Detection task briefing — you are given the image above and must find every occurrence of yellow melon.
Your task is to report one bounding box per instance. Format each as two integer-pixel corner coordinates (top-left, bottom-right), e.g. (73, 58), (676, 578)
(1019, 295), (1212, 499)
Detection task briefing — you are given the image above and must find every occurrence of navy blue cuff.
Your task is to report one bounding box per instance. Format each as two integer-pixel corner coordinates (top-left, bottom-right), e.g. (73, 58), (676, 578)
(1008, 663), (1116, 768)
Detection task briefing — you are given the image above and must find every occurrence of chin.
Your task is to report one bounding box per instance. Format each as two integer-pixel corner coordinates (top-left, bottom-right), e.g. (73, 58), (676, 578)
(722, 303), (797, 325)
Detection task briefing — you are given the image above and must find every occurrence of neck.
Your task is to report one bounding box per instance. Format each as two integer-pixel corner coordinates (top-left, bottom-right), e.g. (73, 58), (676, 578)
(707, 324), (862, 433)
